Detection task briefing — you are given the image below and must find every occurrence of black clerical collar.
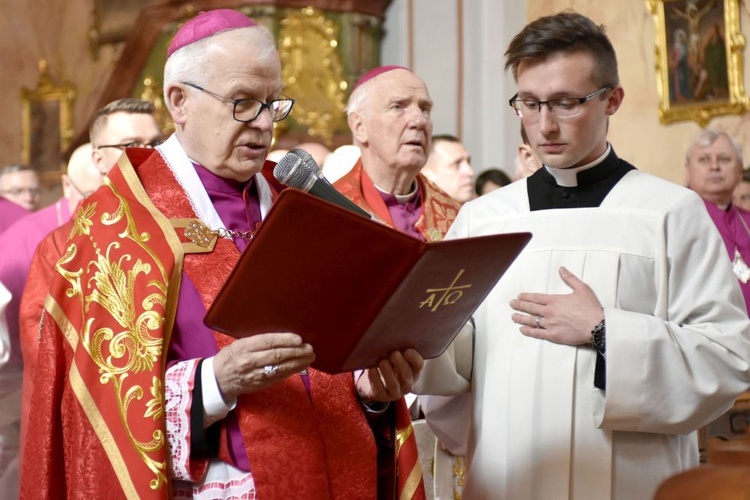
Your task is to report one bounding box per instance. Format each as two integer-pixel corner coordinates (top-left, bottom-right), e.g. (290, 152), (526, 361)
(527, 147), (635, 211)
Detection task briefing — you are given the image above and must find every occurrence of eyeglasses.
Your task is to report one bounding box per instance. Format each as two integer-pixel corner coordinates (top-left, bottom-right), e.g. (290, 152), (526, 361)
(509, 85), (612, 120)
(96, 139), (164, 150)
(1, 187), (41, 198)
(182, 82), (295, 123)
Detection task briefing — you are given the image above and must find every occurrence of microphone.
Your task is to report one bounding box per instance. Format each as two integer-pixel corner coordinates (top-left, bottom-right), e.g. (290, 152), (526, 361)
(273, 148), (372, 219)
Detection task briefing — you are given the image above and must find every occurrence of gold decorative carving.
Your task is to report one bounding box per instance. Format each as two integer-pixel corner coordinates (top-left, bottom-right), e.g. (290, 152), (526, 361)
(279, 7), (348, 145)
(140, 76), (174, 135)
(647, 0), (749, 127)
(20, 60), (76, 184)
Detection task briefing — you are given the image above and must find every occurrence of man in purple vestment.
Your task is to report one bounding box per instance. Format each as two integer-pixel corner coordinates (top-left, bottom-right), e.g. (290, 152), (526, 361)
(0, 143), (101, 494)
(685, 128), (750, 312)
(0, 165), (42, 212)
(0, 198), (28, 235)
(336, 65), (465, 498)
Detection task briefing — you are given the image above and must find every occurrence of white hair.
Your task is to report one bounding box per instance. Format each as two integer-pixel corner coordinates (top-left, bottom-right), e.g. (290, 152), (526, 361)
(163, 25), (278, 102)
(344, 79), (372, 117)
(687, 129), (743, 165)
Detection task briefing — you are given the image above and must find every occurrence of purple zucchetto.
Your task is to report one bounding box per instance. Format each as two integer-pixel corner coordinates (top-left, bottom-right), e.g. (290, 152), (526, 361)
(352, 65), (412, 92)
(167, 9), (258, 58)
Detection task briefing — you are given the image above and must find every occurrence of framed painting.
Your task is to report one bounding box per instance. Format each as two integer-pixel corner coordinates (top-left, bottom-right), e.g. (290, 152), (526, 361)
(647, 0), (749, 126)
(20, 60), (76, 185)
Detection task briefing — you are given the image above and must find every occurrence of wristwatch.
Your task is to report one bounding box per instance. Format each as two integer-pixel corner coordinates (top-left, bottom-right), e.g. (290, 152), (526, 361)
(591, 320), (606, 355)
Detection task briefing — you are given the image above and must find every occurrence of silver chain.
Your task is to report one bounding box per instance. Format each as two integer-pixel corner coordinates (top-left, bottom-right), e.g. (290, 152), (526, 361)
(216, 227), (255, 240)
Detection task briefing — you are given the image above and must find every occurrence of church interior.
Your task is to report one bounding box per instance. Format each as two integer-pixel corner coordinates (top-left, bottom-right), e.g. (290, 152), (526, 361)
(2, 0), (750, 496)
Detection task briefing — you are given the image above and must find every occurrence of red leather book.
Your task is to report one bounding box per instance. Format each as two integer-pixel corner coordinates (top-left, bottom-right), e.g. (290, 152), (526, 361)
(204, 189), (531, 374)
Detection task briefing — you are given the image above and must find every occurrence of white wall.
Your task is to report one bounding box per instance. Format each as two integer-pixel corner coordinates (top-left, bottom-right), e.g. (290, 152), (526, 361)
(382, 0), (527, 176)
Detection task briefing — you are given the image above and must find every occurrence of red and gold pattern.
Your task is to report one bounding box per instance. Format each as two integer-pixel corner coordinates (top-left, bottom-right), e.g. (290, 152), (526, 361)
(24, 149), (181, 499)
(22, 148), (405, 499)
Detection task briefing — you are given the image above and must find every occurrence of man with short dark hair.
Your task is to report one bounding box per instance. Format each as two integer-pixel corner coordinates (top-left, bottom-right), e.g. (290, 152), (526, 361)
(513, 123), (543, 181)
(475, 168), (511, 196)
(421, 134), (475, 203)
(416, 11), (750, 499)
(733, 169), (750, 211)
(90, 97), (163, 175)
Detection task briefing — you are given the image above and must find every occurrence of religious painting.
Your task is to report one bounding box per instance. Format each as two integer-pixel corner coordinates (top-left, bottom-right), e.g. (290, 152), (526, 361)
(20, 60), (76, 185)
(647, 0), (749, 126)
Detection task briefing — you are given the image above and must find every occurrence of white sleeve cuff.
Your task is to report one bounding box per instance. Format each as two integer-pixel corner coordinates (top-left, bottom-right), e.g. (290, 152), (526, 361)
(201, 356), (237, 427)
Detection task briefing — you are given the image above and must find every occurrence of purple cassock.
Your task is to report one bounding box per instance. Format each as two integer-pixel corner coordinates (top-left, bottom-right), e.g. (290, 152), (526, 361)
(0, 198), (71, 409)
(0, 197), (29, 236)
(378, 188), (424, 241)
(167, 163), (262, 471)
(703, 200), (750, 313)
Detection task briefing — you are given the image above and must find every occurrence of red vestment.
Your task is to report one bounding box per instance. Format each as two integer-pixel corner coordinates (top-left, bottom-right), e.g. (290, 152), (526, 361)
(21, 148), (394, 499)
(19, 220), (72, 456)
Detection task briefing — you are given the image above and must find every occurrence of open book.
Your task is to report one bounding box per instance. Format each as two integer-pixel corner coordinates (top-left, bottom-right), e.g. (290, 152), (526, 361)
(204, 189), (531, 374)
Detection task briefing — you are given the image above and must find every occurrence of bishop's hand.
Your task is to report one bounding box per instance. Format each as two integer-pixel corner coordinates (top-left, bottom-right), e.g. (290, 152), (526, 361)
(213, 333), (315, 400)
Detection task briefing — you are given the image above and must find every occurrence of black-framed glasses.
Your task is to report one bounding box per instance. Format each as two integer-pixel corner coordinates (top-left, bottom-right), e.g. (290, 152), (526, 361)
(509, 85), (612, 120)
(182, 82), (295, 123)
(96, 139), (164, 150)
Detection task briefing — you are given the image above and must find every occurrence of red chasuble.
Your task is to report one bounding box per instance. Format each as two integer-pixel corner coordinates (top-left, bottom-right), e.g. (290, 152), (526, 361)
(20, 148), (388, 499)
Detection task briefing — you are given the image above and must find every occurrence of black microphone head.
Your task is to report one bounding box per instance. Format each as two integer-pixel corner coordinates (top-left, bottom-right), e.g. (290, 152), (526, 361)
(273, 148), (322, 190)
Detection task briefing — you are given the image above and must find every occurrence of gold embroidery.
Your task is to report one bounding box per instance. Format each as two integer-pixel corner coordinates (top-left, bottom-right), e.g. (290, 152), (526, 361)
(69, 362), (141, 499)
(57, 180), (170, 491)
(453, 455), (465, 498)
(144, 376), (163, 420)
(71, 201), (97, 238)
